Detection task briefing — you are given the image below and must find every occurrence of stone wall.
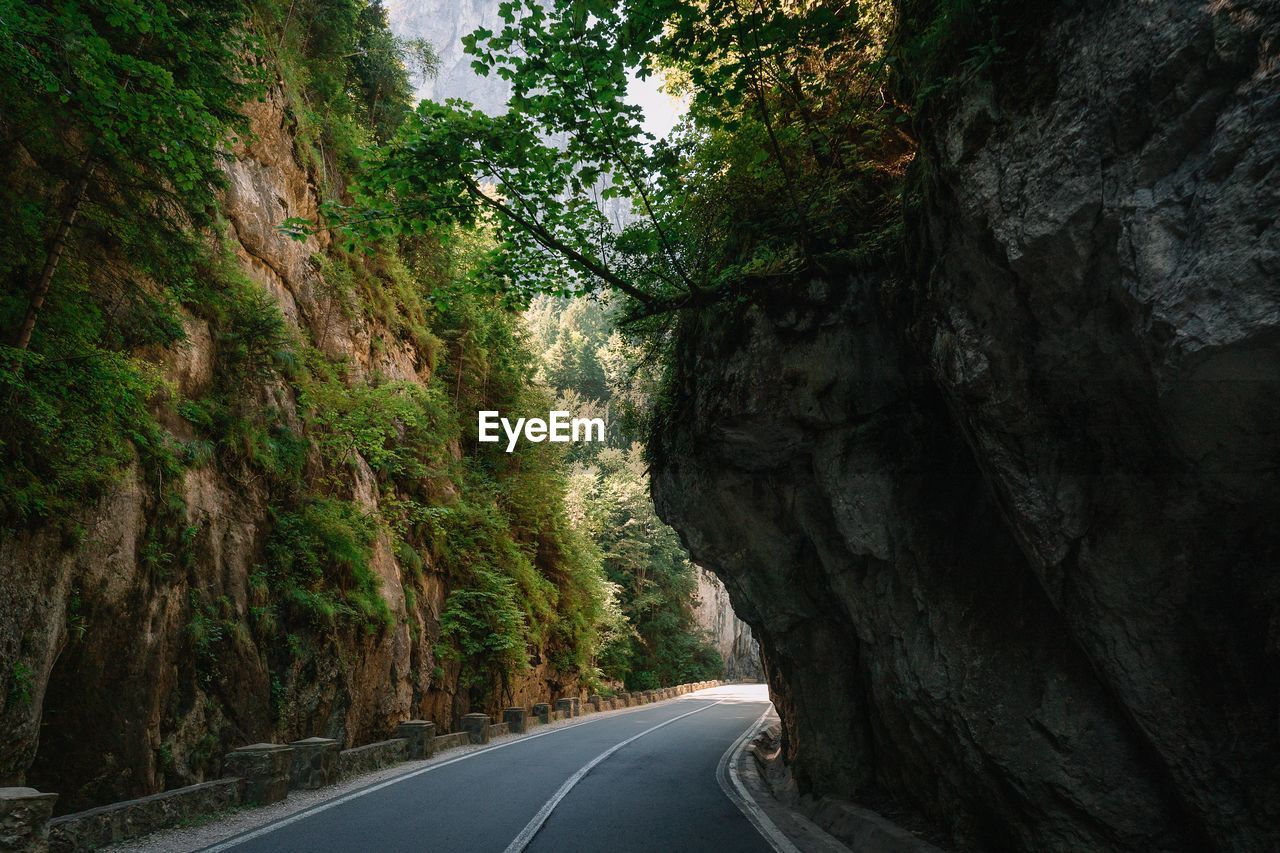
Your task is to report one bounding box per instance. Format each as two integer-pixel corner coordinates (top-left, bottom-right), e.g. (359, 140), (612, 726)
(337, 740), (409, 782)
(46, 780), (241, 853)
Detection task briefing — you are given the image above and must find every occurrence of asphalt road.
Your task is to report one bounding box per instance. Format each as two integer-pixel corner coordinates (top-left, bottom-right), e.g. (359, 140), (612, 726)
(199, 685), (777, 853)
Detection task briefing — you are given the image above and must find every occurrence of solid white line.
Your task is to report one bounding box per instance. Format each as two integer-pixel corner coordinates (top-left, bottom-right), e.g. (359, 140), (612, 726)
(501, 699), (727, 853)
(199, 696), (713, 853)
(716, 709), (801, 853)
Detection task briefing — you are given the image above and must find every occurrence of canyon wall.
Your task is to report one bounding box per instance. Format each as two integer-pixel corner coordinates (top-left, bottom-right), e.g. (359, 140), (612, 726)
(693, 568), (762, 681)
(0, 84), (580, 815)
(385, 0), (511, 111)
(652, 1), (1280, 850)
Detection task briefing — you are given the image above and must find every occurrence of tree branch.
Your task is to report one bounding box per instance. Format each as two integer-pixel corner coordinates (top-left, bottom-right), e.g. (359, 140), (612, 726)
(461, 175), (656, 307)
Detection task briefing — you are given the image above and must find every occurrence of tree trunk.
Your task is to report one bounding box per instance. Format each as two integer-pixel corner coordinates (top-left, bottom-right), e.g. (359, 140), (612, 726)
(13, 160), (95, 350)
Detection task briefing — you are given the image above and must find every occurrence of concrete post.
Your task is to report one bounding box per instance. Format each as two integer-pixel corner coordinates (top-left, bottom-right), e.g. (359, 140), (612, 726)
(554, 698), (573, 718)
(532, 703), (551, 724)
(570, 697), (581, 717)
(395, 720), (437, 759)
(0, 787), (57, 853)
(460, 713), (490, 745)
(288, 737), (339, 790)
(616, 692), (630, 707)
(223, 743), (292, 805)
(588, 694), (602, 712)
(503, 708), (527, 734)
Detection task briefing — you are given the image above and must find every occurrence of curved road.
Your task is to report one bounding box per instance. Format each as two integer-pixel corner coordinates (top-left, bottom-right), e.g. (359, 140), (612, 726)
(199, 685), (779, 853)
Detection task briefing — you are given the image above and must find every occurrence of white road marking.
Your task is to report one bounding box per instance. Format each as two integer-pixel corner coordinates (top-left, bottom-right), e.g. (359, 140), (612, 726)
(501, 700), (728, 853)
(716, 708), (802, 853)
(199, 697), (713, 852)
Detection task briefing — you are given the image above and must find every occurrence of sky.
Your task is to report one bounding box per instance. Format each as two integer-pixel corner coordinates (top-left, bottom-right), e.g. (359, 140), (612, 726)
(385, 0), (684, 140)
(627, 68), (684, 140)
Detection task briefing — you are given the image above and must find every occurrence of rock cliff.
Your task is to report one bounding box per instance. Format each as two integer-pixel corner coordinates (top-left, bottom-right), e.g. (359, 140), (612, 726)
(0, 82), (581, 814)
(652, 1), (1280, 850)
(693, 568), (762, 681)
(385, 0), (511, 111)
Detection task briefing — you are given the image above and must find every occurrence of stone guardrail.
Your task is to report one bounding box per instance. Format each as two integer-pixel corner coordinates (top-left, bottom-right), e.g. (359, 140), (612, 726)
(11, 680), (724, 852)
(45, 779), (241, 853)
(432, 731), (470, 753)
(337, 739), (408, 782)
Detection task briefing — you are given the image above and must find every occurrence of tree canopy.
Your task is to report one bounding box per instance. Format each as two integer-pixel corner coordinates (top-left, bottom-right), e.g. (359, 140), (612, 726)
(298, 0), (910, 320)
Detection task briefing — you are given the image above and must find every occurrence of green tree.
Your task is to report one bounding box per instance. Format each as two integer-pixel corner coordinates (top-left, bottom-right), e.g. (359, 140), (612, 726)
(347, 1), (440, 143)
(314, 0), (905, 320)
(567, 445), (721, 689)
(0, 0), (267, 522)
(0, 0), (263, 349)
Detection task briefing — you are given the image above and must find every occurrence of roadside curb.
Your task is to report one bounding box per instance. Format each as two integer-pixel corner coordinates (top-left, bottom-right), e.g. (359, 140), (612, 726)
(730, 712), (947, 853)
(717, 710), (846, 853)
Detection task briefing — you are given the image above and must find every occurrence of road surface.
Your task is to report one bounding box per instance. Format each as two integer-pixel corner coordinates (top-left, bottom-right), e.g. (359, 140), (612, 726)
(199, 685), (780, 853)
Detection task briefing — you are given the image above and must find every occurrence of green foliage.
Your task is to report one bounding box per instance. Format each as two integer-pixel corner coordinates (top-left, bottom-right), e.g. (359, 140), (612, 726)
(328, 0), (907, 322)
(525, 296), (720, 686)
(304, 370), (453, 478)
(0, 0), (264, 524)
(263, 497), (392, 630)
(141, 494), (199, 582)
(891, 0), (1031, 110)
(254, 0), (438, 184)
(438, 570), (529, 697)
(188, 592), (234, 685)
(0, 344), (169, 523)
(0, 0), (261, 208)
(0, 0), (266, 353)
(7, 661), (34, 708)
(567, 444), (721, 689)
(348, 1), (439, 143)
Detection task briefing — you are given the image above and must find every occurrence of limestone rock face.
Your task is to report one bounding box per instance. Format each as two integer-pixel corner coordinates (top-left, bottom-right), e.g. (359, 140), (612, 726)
(652, 1), (1280, 849)
(0, 81), (576, 813)
(385, 0), (512, 112)
(693, 569), (762, 681)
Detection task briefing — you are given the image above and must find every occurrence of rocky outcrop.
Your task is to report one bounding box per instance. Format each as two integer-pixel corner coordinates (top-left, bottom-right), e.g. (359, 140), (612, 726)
(385, 0), (512, 111)
(693, 568), (762, 681)
(652, 1), (1280, 850)
(0, 82), (579, 814)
